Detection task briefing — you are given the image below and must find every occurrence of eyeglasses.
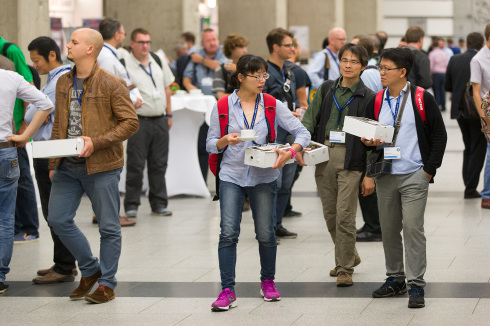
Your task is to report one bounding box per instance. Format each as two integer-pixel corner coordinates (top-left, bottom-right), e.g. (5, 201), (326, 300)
(340, 59), (361, 65)
(135, 41), (152, 45)
(280, 43), (293, 48)
(377, 66), (402, 73)
(246, 73), (270, 81)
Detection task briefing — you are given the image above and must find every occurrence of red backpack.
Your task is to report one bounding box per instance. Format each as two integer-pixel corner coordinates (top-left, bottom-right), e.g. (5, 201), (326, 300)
(374, 86), (426, 122)
(209, 93), (277, 200)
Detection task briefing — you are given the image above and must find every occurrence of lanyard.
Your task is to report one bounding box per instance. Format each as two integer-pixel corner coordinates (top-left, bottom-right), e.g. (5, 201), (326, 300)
(386, 88), (402, 127)
(281, 69), (286, 82)
(326, 48), (340, 70)
(241, 94), (260, 130)
(73, 73), (83, 106)
(140, 62), (157, 88)
(103, 44), (118, 59)
(332, 92), (355, 127)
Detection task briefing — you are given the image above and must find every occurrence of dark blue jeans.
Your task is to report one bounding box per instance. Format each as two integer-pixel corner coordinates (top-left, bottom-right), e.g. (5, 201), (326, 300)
(218, 180), (277, 291)
(0, 147), (20, 282)
(432, 73), (446, 111)
(14, 146), (39, 236)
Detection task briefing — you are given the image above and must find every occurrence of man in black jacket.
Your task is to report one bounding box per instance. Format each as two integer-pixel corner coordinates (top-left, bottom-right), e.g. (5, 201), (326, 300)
(302, 44), (375, 287)
(405, 26), (432, 89)
(445, 32), (486, 199)
(362, 47), (447, 309)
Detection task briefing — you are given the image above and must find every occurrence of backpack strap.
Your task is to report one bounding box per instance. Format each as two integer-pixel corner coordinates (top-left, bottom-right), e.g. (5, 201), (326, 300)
(415, 86), (426, 122)
(374, 88), (386, 121)
(1, 42), (12, 57)
(263, 93), (276, 142)
(212, 96), (230, 201)
(150, 51), (163, 69)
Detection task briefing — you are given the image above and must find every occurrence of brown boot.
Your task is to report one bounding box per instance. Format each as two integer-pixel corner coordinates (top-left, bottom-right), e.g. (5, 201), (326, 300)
(330, 256), (361, 277)
(329, 268), (338, 277)
(482, 199), (490, 209)
(85, 285), (115, 304)
(119, 216), (136, 227)
(69, 270), (102, 300)
(336, 272), (353, 287)
(37, 265), (78, 276)
(33, 271), (75, 284)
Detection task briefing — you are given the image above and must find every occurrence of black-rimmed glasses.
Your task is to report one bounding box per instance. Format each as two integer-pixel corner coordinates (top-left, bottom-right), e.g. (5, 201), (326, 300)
(377, 66), (402, 73)
(246, 73), (270, 81)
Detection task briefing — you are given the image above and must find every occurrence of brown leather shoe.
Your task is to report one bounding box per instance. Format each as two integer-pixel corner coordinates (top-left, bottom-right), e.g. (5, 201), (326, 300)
(37, 265), (78, 276)
(482, 199), (490, 209)
(69, 270), (102, 300)
(85, 285), (115, 304)
(33, 271), (75, 284)
(330, 256), (361, 277)
(120, 216), (136, 227)
(336, 272), (353, 287)
(92, 216), (98, 224)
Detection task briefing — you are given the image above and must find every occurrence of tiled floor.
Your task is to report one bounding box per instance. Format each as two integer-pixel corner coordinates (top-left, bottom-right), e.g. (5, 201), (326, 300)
(2, 110), (490, 325)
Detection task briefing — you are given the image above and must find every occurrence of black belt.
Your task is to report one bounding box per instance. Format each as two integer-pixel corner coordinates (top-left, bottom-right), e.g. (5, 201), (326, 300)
(137, 115), (165, 120)
(0, 141), (16, 149)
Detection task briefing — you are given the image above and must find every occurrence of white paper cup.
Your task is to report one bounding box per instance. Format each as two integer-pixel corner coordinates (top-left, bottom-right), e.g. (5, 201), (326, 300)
(241, 129), (255, 138)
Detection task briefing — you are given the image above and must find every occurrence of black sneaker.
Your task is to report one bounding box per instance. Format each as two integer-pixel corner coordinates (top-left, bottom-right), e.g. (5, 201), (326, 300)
(408, 285), (425, 308)
(372, 277), (407, 298)
(0, 282), (9, 294)
(275, 226), (297, 238)
(283, 210), (302, 218)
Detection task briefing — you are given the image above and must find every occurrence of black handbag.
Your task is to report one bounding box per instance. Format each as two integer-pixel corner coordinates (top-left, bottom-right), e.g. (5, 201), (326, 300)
(366, 84), (411, 177)
(461, 82), (479, 120)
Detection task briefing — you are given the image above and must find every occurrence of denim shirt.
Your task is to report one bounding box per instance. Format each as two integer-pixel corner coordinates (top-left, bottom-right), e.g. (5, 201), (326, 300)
(183, 48), (226, 96)
(24, 64), (71, 141)
(206, 90), (311, 187)
(378, 83), (423, 174)
(307, 48), (341, 89)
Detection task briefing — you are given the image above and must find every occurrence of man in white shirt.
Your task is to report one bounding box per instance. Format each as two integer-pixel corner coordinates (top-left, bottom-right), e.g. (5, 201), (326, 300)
(0, 69), (53, 293)
(124, 28), (174, 218)
(308, 27), (347, 89)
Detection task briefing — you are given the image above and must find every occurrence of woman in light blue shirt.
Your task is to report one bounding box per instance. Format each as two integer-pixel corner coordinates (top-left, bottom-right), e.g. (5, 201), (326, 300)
(206, 55), (310, 311)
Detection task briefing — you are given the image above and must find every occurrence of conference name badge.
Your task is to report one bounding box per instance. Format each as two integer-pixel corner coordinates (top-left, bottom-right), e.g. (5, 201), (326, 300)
(329, 131), (346, 143)
(384, 147), (401, 159)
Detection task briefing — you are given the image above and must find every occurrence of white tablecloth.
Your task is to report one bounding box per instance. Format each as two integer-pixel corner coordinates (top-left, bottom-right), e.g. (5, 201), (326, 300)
(119, 94), (216, 198)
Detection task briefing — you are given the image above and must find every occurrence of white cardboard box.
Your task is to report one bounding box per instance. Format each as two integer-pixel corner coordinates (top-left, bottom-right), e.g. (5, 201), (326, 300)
(31, 138), (85, 158)
(342, 116), (394, 143)
(244, 143), (295, 168)
(303, 141), (329, 165)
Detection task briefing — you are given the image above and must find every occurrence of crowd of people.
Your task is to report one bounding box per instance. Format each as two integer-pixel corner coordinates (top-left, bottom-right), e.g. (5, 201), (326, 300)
(1, 17), (490, 312)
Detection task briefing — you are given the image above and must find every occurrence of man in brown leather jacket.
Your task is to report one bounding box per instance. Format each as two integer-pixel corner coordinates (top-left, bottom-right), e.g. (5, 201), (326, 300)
(47, 28), (139, 304)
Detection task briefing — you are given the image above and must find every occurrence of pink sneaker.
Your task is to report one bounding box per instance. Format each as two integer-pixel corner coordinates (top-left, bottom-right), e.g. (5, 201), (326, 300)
(211, 288), (237, 311)
(260, 279), (281, 301)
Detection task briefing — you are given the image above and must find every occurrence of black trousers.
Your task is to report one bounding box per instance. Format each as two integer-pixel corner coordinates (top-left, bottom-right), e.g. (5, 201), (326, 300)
(358, 172), (381, 234)
(457, 117), (487, 196)
(124, 116), (169, 211)
(33, 158), (76, 275)
(198, 123), (209, 182)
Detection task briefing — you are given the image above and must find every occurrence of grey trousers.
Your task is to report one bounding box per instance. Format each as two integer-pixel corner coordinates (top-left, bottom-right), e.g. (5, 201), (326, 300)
(124, 116), (169, 211)
(375, 167), (429, 287)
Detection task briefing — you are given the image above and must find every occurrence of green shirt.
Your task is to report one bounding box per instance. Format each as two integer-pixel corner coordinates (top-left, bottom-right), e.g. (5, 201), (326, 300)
(302, 78), (359, 139)
(0, 37), (34, 131)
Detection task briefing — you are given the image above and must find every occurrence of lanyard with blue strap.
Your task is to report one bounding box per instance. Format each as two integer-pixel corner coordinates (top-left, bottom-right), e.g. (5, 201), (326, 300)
(47, 67), (71, 87)
(104, 44), (131, 79)
(73, 72), (83, 106)
(326, 48), (340, 70)
(240, 94), (261, 145)
(140, 62), (157, 88)
(332, 92), (355, 129)
(385, 88), (403, 127)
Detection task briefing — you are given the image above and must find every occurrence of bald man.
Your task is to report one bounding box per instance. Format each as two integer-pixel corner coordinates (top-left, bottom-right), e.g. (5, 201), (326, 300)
(308, 27), (347, 89)
(47, 28), (139, 304)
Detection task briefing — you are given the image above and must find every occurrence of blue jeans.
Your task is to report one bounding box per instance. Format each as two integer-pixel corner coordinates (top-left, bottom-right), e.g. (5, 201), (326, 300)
(482, 143), (490, 199)
(47, 164), (122, 289)
(0, 147), (20, 282)
(218, 180), (277, 291)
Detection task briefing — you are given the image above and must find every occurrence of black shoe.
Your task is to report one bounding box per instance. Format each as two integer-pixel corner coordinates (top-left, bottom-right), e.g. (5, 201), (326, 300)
(356, 225), (365, 234)
(408, 285), (425, 308)
(356, 231), (382, 242)
(464, 191), (481, 199)
(0, 282), (9, 294)
(275, 226), (297, 239)
(372, 277), (407, 298)
(283, 210), (302, 218)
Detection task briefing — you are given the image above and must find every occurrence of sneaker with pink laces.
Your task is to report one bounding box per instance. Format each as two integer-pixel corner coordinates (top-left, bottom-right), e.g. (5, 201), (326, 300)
(211, 288), (237, 311)
(260, 279), (281, 301)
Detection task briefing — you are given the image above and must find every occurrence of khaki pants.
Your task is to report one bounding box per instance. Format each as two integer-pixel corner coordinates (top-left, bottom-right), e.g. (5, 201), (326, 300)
(315, 142), (362, 274)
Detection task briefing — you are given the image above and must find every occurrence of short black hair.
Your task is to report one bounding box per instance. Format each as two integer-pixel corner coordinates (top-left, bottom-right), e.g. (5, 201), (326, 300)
(27, 36), (62, 63)
(339, 43), (369, 67)
(467, 32), (485, 51)
(380, 47), (414, 77)
(181, 32), (195, 44)
(99, 18), (121, 41)
(229, 54), (268, 89)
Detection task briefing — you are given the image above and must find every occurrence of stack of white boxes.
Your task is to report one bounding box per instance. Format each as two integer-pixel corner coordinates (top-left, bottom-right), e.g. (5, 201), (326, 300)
(31, 138), (85, 158)
(244, 143), (295, 168)
(342, 116), (394, 143)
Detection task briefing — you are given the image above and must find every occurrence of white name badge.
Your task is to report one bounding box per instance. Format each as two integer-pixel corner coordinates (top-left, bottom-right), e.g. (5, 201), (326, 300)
(201, 77), (213, 86)
(384, 147), (401, 159)
(153, 90), (162, 100)
(329, 131), (346, 143)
